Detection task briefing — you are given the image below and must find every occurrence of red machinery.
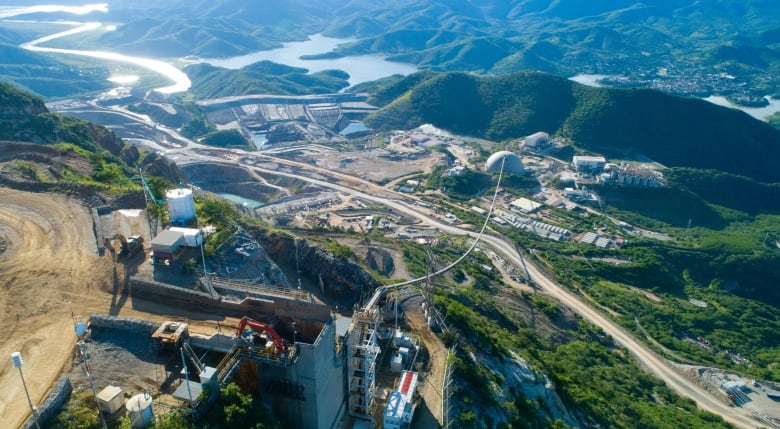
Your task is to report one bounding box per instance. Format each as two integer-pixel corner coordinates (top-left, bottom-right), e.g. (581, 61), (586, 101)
(235, 316), (289, 354)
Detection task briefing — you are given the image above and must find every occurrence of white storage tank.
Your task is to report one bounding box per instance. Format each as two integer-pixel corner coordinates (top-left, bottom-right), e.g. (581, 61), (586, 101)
(166, 188), (196, 225)
(126, 393), (154, 429)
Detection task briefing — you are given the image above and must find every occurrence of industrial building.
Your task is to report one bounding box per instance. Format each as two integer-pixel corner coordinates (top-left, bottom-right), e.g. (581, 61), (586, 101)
(383, 371), (419, 429)
(485, 151), (524, 175)
(509, 197), (542, 214)
(167, 299), (348, 429)
(572, 156), (606, 173)
(150, 229), (185, 265)
(523, 131), (550, 153)
(149, 227), (202, 265)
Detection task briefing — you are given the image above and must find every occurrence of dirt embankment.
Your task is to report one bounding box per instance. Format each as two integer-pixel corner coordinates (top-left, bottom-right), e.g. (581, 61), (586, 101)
(0, 189), (216, 429)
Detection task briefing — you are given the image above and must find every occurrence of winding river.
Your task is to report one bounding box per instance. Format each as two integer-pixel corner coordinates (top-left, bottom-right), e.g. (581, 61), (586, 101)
(8, 3), (191, 94)
(8, 3), (417, 94)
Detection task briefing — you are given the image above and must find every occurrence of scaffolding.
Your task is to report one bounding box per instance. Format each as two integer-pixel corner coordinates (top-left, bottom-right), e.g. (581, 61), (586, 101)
(347, 304), (381, 421)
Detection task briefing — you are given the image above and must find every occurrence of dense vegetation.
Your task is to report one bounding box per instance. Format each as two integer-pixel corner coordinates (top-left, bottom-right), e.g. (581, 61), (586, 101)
(200, 129), (253, 150)
(185, 61), (350, 98)
(48, 382), (279, 429)
(0, 44), (110, 98)
(17, 0), (777, 99)
(399, 238), (733, 428)
(3, 0), (776, 104)
(366, 71), (780, 182)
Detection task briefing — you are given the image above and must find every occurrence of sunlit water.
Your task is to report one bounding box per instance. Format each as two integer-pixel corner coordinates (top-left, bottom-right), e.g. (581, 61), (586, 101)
(570, 74), (780, 121)
(200, 34), (418, 86)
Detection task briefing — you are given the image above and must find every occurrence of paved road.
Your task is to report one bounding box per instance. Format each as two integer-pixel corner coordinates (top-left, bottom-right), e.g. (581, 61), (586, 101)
(237, 155), (756, 428)
(136, 134), (757, 427)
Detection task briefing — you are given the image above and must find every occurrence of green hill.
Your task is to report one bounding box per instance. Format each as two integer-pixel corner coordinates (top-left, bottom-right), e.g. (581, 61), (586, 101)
(365, 71), (780, 182)
(0, 44), (110, 98)
(185, 61), (350, 98)
(0, 81), (184, 187)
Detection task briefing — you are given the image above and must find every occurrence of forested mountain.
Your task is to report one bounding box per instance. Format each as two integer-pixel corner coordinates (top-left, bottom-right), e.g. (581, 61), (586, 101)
(365, 71), (780, 182)
(184, 61), (350, 98)
(7, 0), (775, 99)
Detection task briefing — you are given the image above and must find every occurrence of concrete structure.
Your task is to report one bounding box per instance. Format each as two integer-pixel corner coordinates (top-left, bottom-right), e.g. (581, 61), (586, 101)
(523, 131), (549, 152)
(150, 229), (184, 264)
(573, 156), (606, 173)
(383, 371), (418, 429)
(168, 227), (203, 247)
(614, 164), (666, 187)
(166, 188), (196, 225)
(509, 197), (542, 214)
(258, 310), (346, 429)
(96, 385), (123, 415)
(486, 151), (524, 175)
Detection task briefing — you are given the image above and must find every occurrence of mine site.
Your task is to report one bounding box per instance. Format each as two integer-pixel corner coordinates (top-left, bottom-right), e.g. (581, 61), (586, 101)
(3, 83), (779, 429)
(0, 93), (458, 429)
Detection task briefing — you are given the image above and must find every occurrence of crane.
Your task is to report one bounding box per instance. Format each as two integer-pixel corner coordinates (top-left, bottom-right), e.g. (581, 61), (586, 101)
(235, 316), (289, 355)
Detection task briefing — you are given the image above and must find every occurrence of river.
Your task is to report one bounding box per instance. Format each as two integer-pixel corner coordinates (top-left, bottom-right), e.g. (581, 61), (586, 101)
(200, 33), (418, 86)
(9, 4), (416, 94)
(570, 74), (780, 121)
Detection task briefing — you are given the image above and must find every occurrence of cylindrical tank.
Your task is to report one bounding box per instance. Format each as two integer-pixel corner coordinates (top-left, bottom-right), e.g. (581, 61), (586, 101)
(126, 393), (154, 429)
(166, 188), (196, 225)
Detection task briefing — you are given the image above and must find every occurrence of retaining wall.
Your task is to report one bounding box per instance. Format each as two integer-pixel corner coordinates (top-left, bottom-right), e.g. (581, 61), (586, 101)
(22, 377), (72, 429)
(88, 314), (159, 333)
(129, 277), (218, 305)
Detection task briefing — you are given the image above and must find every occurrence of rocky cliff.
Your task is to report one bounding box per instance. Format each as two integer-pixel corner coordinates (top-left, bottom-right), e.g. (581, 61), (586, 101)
(247, 226), (380, 304)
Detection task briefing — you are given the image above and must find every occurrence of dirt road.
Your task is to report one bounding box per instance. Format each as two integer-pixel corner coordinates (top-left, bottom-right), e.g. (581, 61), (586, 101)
(0, 189), (221, 429)
(402, 295), (447, 426)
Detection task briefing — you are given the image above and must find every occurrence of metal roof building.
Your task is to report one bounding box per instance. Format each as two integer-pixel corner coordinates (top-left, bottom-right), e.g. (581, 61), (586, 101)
(150, 229), (184, 255)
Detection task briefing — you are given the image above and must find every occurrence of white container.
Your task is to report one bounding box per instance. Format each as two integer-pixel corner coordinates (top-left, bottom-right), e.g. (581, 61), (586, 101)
(166, 188), (196, 225)
(97, 385), (123, 415)
(168, 227), (203, 247)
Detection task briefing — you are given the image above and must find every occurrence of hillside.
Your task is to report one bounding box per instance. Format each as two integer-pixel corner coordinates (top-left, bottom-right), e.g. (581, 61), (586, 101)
(0, 44), (110, 98)
(365, 71), (780, 182)
(185, 61), (350, 98)
(0, 81), (183, 188)
(7, 0), (777, 100)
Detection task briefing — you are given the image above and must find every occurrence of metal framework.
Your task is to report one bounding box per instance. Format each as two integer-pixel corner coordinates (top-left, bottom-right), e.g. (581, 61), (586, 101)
(347, 304), (381, 420)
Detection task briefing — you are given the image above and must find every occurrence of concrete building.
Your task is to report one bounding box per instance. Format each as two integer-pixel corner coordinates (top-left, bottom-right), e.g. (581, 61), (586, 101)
(208, 300), (347, 429)
(150, 229), (184, 264)
(572, 156), (606, 173)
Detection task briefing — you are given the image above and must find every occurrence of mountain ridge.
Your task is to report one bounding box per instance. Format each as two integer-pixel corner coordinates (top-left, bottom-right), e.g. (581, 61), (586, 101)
(365, 71), (780, 182)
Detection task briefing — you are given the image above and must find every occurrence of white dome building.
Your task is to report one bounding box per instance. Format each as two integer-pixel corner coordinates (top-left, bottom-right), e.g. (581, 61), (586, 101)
(485, 151), (524, 175)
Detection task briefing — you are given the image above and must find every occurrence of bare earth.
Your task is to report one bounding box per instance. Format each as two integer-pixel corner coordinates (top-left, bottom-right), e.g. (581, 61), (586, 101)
(0, 189), (219, 429)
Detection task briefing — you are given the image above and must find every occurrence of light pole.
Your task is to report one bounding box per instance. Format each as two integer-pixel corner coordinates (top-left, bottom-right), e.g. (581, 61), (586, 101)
(11, 352), (41, 429)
